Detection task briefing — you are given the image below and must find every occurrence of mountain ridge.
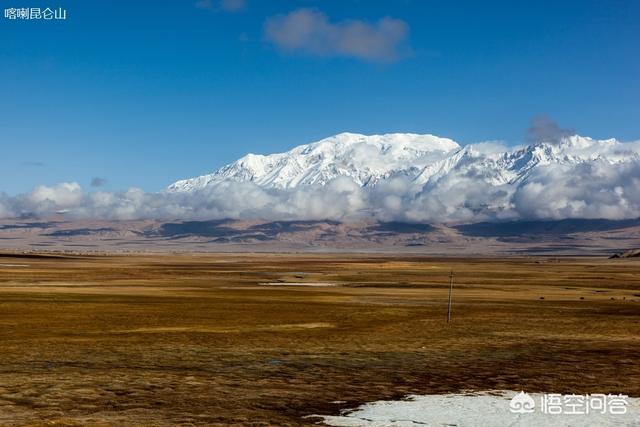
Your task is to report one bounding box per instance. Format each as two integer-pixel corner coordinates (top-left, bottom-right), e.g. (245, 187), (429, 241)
(167, 132), (460, 191)
(167, 132), (639, 194)
(1, 216), (639, 255)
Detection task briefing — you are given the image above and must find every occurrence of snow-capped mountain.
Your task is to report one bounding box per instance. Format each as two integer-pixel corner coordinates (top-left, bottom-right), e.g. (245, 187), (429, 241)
(414, 135), (639, 188)
(167, 132), (460, 192)
(168, 132), (639, 193)
(1, 131), (635, 225)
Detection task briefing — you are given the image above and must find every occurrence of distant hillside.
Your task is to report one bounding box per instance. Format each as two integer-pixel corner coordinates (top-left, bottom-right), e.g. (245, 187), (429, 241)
(1, 217), (639, 255)
(609, 249), (640, 259)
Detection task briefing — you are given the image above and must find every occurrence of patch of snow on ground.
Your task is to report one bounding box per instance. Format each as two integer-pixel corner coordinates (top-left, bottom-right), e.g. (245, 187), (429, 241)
(313, 391), (640, 427)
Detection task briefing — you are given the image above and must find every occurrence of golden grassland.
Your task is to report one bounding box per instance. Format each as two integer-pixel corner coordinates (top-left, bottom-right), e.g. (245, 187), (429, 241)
(0, 252), (639, 426)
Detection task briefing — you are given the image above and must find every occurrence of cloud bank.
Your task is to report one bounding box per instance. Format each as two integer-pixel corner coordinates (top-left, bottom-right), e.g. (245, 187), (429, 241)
(264, 8), (409, 62)
(1, 140), (639, 224)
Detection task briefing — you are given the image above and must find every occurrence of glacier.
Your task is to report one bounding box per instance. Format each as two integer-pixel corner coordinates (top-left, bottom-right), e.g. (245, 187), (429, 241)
(167, 132), (640, 197)
(167, 132), (461, 191)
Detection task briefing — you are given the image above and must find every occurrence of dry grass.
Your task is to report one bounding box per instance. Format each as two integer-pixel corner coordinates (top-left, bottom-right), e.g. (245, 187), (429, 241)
(0, 253), (639, 426)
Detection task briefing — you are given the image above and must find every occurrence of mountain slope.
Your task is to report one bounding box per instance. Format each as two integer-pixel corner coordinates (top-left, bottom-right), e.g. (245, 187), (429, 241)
(168, 133), (638, 193)
(167, 132), (460, 191)
(413, 135), (639, 188)
(2, 216), (640, 255)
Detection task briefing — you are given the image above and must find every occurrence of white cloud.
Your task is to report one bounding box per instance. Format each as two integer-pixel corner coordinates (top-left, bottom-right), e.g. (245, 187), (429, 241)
(512, 161), (640, 220)
(2, 140), (639, 224)
(264, 8), (409, 62)
(29, 182), (84, 212)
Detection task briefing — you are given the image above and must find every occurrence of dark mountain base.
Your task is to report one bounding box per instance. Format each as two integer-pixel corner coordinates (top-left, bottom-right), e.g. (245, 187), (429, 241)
(0, 217), (638, 256)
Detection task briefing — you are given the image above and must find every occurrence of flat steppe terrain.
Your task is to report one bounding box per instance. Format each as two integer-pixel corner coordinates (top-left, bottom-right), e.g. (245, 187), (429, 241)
(0, 253), (639, 425)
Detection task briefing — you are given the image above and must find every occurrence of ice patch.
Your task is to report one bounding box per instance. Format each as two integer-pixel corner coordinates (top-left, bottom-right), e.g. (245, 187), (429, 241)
(313, 390), (640, 427)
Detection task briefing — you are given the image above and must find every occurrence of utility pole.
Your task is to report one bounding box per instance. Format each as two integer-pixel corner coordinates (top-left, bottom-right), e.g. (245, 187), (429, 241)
(447, 269), (454, 323)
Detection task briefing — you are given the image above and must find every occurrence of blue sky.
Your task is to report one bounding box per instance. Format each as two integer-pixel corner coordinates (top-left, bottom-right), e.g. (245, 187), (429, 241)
(1, 0), (638, 194)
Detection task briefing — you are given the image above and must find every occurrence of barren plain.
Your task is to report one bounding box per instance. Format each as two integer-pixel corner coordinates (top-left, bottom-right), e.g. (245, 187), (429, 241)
(0, 252), (639, 425)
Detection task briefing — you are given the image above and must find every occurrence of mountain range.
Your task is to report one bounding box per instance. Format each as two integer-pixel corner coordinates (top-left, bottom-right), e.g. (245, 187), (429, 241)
(167, 132), (639, 194)
(1, 131), (638, 254)
(1, 216), (638, 255)
(1, 131), (638, 245)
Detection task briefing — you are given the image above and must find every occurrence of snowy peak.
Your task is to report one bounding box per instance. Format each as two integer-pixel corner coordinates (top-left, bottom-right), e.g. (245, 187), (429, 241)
(168, 132), (460, 191)
(168, 132), (639, 194)
(291, 132), (460, 157)
(412, 135), (638, 188)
